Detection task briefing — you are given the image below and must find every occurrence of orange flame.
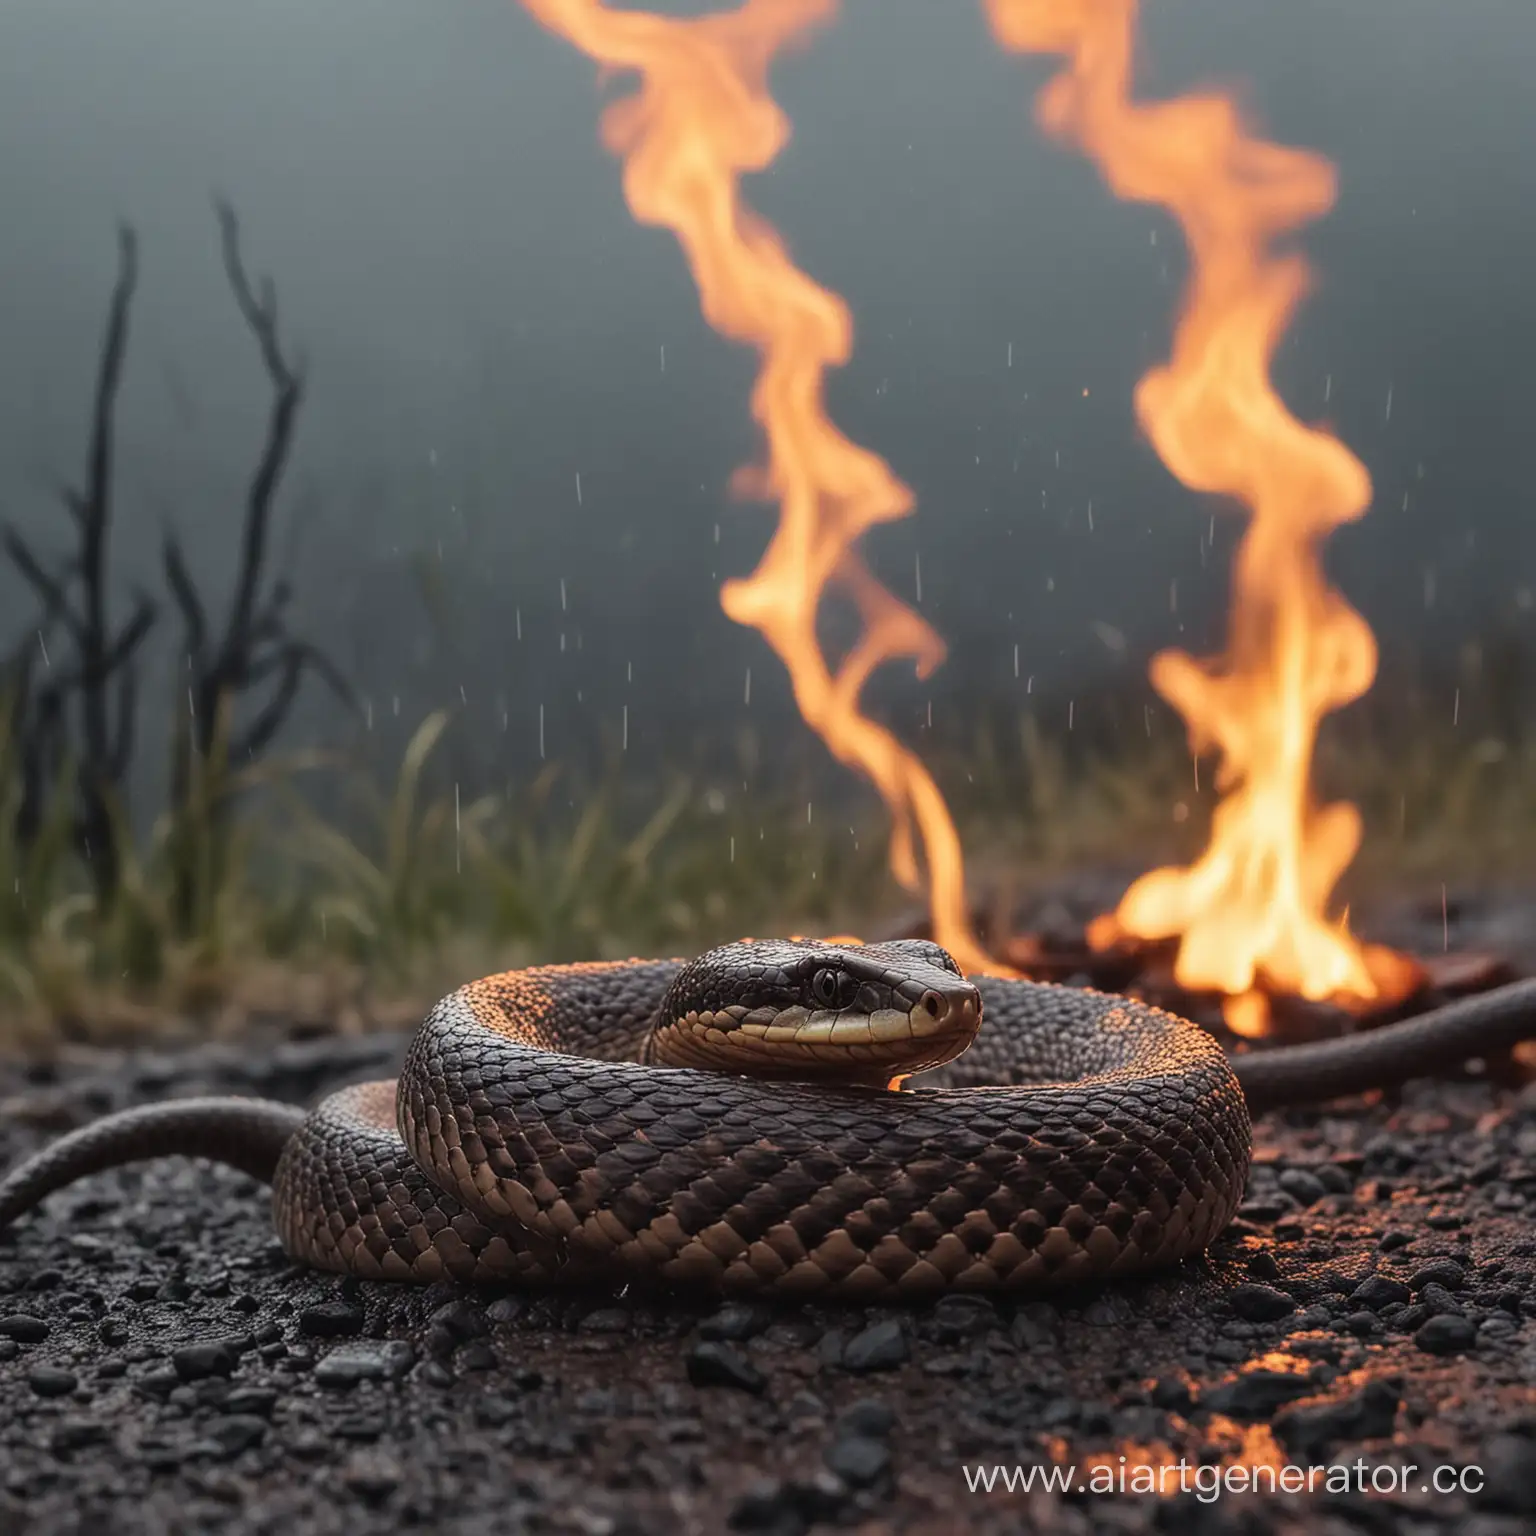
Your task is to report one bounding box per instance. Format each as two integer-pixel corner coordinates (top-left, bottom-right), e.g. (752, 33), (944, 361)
(521, 0), (1004, 975)
(985, 0), (1418, 1029)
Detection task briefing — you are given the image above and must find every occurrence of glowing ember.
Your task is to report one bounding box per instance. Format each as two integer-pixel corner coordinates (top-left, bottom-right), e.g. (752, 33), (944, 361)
(520, 0), (1003, 975)
(984, 0), (1419, 1030)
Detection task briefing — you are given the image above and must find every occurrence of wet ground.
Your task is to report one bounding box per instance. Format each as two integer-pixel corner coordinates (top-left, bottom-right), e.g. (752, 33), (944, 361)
(1, 902), (1534, 1534)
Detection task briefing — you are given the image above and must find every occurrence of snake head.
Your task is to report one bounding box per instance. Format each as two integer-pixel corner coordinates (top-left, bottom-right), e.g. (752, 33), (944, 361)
(647, 938), (983, 1087)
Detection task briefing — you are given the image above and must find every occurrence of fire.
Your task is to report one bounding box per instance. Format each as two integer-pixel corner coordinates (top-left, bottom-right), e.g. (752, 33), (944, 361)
(984, 0), (1418, 1030)
(520, 0), (1003, 975)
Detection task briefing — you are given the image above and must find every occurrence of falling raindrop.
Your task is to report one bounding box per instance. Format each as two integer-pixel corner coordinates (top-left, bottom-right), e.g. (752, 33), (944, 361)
(516, 608), (522, 641)
(1013, 644), (1020, 678)
(622, 705), (629, 750)
(1384, 384), (1393, 423)
(744, 668), (751, 705)
(575, 473), (583, 506)
(560, 579), (568, 611)
(914, 554), (923, 604)
(660, 344), (666, 373)
(539, 704), (545, 760)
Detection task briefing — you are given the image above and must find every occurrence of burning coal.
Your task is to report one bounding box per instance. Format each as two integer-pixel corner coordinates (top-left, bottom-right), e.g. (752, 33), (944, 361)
(522, 0), (1417, 1022)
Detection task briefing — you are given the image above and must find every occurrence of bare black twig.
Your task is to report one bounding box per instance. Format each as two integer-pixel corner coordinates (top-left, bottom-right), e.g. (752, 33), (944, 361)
(161, 200), (351, 930)
(3, 225), (157, 901)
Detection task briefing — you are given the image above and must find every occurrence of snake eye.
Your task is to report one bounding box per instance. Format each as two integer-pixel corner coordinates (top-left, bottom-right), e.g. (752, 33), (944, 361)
(811, 967), (853, 1009)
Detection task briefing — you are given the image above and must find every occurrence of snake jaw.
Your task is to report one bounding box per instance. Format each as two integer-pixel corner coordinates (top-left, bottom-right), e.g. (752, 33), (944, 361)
(645, 938), (983, 1084)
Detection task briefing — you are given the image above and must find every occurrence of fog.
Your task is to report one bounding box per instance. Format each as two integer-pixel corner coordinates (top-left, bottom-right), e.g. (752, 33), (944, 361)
(2, 0), (1533, 792)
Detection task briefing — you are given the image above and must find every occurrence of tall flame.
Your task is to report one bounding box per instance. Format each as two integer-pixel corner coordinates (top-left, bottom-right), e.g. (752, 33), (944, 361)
(521, 0), (1002, 974)
(984, 0), (1417, 1031)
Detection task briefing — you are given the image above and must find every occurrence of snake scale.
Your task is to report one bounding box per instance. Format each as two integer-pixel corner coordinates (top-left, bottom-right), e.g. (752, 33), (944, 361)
(2, 939), (1533, 1299)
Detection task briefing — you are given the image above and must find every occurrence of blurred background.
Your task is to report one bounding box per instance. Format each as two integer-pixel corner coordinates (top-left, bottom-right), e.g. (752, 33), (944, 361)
(0, 0), (1532, 1033)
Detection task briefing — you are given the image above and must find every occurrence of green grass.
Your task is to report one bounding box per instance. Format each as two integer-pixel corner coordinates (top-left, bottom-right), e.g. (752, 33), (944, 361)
(0, 684), (1531, 1050)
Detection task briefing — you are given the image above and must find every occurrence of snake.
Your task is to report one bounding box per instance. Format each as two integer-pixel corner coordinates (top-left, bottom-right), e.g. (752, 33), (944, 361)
(1, 939), (1533, 1299)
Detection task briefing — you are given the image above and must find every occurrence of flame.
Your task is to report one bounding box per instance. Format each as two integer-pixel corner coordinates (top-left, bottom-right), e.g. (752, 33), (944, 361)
(521, 0), (1003, 975)
(985, 0), (1418, 1027)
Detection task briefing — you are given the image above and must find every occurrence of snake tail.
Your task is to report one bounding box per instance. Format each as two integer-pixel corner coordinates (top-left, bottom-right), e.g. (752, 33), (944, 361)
(0, 1097), (305, 1230)
(1232, 977), (1536, 1113)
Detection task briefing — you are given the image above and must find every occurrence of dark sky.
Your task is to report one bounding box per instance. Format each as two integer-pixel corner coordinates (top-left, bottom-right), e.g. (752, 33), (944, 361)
(1, 0), (1533, 786)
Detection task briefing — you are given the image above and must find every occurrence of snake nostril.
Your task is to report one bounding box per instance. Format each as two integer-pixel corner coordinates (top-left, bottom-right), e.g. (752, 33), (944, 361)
(920, 991), (945, 1022)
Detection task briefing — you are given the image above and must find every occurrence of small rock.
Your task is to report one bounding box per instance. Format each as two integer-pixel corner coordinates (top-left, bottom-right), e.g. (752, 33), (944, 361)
(456, 1340), (497, 1372)
(0, 1314), (49, 1344)
(133, 1366), (182, 1399)
(686, 1342), (766, 1395)
(930, 1294), (997, 1341)
(1229, 1284), (1295, 1322)
(1081, 1293), (1134, 1327)
(835, 1399), (896, 1439)
(729, 1479), (810, 1535)
(342, 1451), (402, 1503)
(413, 1359), (455, 1390)
(207, 1415), (267, 1458)
(299, 1301), (366, 1339)
(28, 1366), (79, 1398)
(1414, 1314), (1478, 1355)
(1474, 1434), (1536, 1515)
(1245, 1251), (1282, 1281)
(1273, 1379), (1400, 1456)
(1150, 1377), (1194, 1412)
(1313, 1164), (1353, 1194)
(823, 1433), (890, 1489)
(841, 1320), (908, 1374)
(1010, 1304), (1057, 1349)
(172, 1340), (239, 1382)
(699, 1304), (769, 1342)
(314, 1340), (416, 1389)
(50, 1419), (109, 1454)
(577, 1308), (630, 1335)
(728, 1474), (844, 1534)
(1203, 1367), (1314, 1419)
(1278, 1169), (1328, 1206)
(1418, 1282), (1466, 1317)
(485, 1295), (524, 1325)
(1351, 1275), (1411, 1310)
(1409, 1259), (1466, 1293)
(224, 1386), (280, 1416)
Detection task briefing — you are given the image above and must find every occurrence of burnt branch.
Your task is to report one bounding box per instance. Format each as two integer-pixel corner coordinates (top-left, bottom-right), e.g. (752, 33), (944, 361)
(1, 224), (156, 903)
(160, 200), (352, 931)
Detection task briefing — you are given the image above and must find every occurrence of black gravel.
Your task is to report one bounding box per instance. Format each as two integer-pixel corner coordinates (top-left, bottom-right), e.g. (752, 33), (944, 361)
(1, 1024), (1534, 1534)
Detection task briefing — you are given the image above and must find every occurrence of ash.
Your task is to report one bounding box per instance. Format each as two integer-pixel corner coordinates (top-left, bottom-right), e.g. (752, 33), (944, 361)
(0, 1018), (1533, 1534)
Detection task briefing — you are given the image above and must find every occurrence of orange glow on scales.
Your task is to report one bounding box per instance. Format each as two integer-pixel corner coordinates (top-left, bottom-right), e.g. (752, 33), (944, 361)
(523, 0), (1417, 1025)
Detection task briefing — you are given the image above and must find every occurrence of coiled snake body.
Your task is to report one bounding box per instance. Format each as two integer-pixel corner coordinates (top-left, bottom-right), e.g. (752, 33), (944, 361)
(2, 940), (1533, 1298)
